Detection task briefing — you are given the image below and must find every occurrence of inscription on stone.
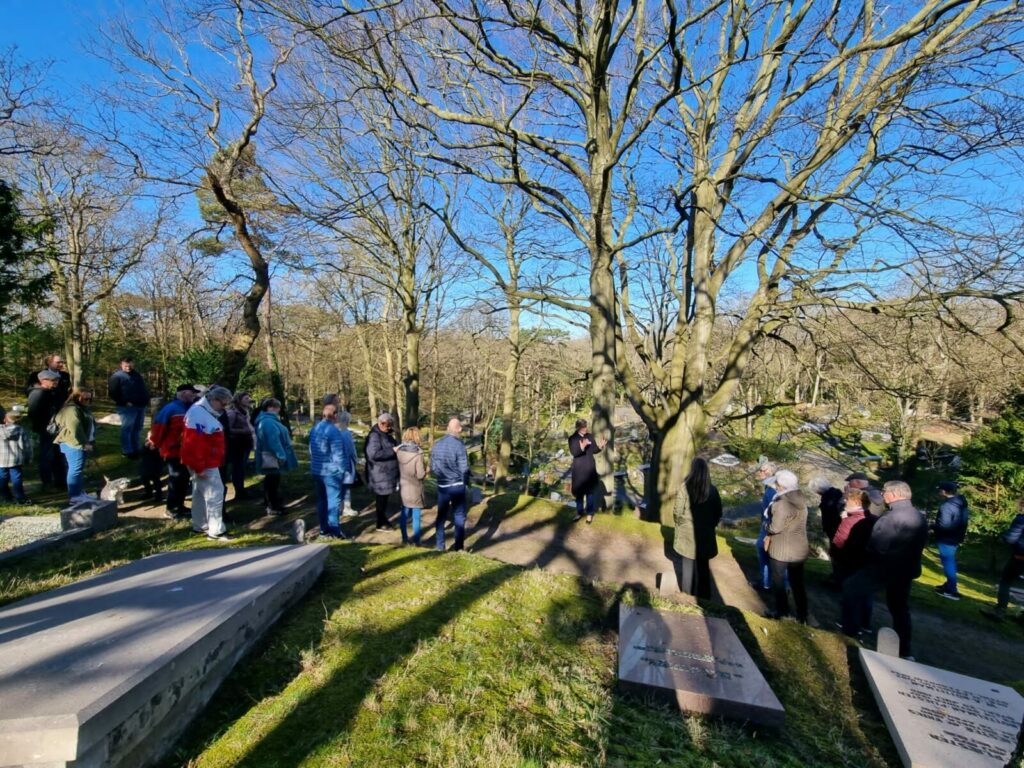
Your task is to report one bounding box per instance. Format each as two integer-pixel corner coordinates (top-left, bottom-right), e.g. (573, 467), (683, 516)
(860, 649), (1024, 768)
(617, 605), (784, 727)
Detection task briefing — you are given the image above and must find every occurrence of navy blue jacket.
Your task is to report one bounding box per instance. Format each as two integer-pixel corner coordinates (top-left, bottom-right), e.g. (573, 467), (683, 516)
(431, 434), (469, 487)
(1004, 514), (1024, 556)
(108, 369), (150, 407)
(933, 494), (969, 545)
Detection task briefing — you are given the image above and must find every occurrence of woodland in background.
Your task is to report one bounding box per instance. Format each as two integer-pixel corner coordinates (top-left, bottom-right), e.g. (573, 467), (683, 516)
(3, 1), (1024, 542)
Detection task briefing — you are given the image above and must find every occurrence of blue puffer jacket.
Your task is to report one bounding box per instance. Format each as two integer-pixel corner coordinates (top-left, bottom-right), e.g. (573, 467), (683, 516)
(255, 411), (298, 474)
(934, 494), (969, 545)
(1004, 514), (1024, 556)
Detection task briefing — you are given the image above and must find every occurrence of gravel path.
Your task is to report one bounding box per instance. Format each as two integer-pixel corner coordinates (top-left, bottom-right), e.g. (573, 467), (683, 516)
(0, 515), (63, 552)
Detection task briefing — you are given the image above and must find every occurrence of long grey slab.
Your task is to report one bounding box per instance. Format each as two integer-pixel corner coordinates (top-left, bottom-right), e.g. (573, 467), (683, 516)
(0, 545), (328, 768)
(618, 605), (785, 727)
(860, 648), (1024, 767)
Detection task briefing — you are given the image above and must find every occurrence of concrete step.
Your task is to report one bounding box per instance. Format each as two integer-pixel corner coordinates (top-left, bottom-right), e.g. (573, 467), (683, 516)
(0, 544), (328, 768)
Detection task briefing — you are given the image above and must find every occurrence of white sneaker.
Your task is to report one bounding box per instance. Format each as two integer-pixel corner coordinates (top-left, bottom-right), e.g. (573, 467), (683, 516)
(207, 531), (232, 541)
(341, 507), (356, 518)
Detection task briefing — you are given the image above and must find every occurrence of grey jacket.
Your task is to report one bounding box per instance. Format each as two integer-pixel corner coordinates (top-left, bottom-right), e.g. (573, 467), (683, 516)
(766, 489), (810, 563)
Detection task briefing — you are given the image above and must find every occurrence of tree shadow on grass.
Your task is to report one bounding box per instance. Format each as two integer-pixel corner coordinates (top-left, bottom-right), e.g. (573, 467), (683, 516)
(171, 548), (523, 767)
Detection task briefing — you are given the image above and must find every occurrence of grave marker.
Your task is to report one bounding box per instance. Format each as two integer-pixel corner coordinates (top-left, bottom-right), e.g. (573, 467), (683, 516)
(860, 649), (1024, 768)
(618, 605), (784, 727)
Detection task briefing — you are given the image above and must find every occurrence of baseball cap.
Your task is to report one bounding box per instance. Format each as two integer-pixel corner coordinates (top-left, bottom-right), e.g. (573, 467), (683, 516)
(176, 384), (201, 393)
(937, 480), (959, 493)
(845, 472), (869, 482)
(37, 369), (61, 381)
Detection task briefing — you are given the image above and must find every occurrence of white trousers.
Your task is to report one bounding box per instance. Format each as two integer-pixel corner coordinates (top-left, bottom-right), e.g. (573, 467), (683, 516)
(190, 467), (225, 536)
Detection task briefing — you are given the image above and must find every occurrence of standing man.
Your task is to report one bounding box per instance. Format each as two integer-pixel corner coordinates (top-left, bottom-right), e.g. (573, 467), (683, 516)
(841, 480), (928, 659)
(108, 356), (150, 459)
(309, 404), (347, 539)
(568, 419), (606, 524)
(149, 384), (200, 519)
(26, 369), (64, 488)
(845, 472), (885, 516)
(933, 480), (969, 600)
(25, 354), (71, 402)
(432, 417), (470, 551)
(180, 385), (233, 541)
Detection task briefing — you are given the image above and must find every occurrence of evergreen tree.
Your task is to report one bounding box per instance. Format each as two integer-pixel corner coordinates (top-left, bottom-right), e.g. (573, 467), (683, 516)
(959, 391), (1024, 546)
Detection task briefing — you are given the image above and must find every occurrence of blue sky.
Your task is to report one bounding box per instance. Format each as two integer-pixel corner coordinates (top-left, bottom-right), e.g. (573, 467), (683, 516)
(2, 1), (113, 87)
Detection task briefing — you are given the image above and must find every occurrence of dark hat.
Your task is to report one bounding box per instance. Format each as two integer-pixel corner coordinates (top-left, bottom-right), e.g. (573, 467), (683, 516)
(37, 369), (60, 381)
(845, 472), (869, 482)
(937, 480), (959, 493)
(176, 384), (201, 393)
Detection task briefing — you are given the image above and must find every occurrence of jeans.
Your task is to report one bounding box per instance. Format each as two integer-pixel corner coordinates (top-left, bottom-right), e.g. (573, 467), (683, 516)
(436, 483), (467, 551)
(842, 566), (914, 658)
(117, 406), (146, 455)
(0, 466), (26, 501)
(341, 483), (354, 514)
(60, 444), (87, 498)
(165, 457), (190, 512)
(937, 542), (959, 594)
(400, 507), (421, 544)
(574, 488), (597, 518)
(191, 468), (225, 536)
(996, 555), (1024, 611)
(769, 558), (807, 621)
(756, 520), (771, 588)
(36, 430), (64, 488)
(314, 474), (343, 536)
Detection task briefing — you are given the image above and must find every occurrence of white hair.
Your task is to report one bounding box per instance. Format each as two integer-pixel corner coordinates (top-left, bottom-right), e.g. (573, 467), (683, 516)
(773, 470), (800, 493)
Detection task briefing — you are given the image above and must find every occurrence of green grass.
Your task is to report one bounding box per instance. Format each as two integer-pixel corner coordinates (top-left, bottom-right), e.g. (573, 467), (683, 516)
(162, 544), (897, 768)
(2, 520), (901, 767)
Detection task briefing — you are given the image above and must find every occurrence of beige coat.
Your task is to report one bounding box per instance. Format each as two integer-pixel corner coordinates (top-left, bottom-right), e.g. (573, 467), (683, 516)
(765, 489), (810, 563)
(397, 444), (427, 508)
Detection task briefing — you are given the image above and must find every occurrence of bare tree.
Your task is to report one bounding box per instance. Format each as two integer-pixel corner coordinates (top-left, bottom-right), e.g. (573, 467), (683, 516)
(99, 0), (297, 390)
(12, 131), (163, 383)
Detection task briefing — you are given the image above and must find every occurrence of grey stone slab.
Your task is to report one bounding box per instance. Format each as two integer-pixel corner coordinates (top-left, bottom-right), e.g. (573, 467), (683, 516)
(60, 499), (118, 532)
(860, 648), (1024, 768)
(618, 605), (784, 727)
(0, 544), (328, 768)
(877, 626), (900, 657)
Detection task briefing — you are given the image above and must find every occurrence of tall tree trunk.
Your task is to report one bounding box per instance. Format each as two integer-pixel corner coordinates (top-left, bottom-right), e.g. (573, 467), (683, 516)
(261, 286), (288, 422)
(403, 325), (420, 428)
(354, 325), (378, 420)
(207, 170), (269, 391)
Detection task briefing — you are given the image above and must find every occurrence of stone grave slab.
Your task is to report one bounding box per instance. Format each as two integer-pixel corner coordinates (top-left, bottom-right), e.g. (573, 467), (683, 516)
(618, 604), (784, 727)
(860, 648), (1024, 768)
(60, 498), (118, 532)
(0, 544), (328, 768)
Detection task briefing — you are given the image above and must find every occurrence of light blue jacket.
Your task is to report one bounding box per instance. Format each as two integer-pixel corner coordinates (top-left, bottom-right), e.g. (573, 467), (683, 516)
(309, 420), (357, 482)
(255, 411), (298, 474)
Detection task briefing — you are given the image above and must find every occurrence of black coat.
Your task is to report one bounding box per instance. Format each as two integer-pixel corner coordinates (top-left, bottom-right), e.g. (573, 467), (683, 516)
(26, 386), (61, 434)
(365, 424), (399, 496)
(867, 499), (928, 582)
(820, 487), (844, 541)
(25, 370), (71, 402)
(568, 431), (602, 495)
(933, 494), (968, 545)
(681, 484), (723, 560)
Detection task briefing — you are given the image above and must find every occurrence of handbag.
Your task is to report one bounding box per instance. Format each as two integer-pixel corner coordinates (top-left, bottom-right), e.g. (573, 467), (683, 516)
(261, 451), (280, 470)
(46, 416), (59, 437)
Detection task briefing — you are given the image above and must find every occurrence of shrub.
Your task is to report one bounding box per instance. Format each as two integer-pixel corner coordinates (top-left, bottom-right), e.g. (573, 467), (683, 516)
(724, 435), (798, 463)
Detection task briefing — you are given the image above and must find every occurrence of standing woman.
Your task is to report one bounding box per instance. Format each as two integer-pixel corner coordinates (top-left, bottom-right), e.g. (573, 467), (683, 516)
(225, 392), (256, 500)
(568, 419), (606, 523)
(397, 426), (427, 545)
(336, 410), (358, 517)
(255, 398), (298, 515)
(675, 457), (723, 599)
(54, 387), (96, 499)
(764, 470), (810, 622)
(365, 412), (399, 531)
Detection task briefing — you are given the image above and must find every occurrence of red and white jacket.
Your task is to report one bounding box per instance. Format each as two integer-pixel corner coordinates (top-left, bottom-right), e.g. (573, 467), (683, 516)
(180, 398), (226, 473)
